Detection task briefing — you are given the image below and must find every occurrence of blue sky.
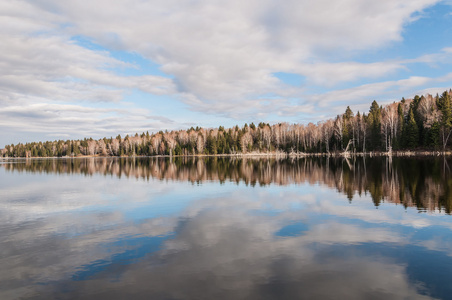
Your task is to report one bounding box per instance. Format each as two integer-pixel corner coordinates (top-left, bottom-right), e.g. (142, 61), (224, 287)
(1, 0), (452, 146)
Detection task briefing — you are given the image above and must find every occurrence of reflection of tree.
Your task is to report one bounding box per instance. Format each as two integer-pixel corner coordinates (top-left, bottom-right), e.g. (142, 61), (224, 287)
(3, 157), (452, 213)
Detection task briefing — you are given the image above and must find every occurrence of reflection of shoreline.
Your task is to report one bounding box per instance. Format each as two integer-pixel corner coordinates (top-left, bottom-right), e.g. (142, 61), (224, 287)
(2, 157), (452, 214)
(1, 149), (451, 160)
(0, 153), (283, 161)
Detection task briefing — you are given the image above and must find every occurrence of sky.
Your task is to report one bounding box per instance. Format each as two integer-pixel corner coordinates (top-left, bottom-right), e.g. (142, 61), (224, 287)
(1, 0), (452, 147)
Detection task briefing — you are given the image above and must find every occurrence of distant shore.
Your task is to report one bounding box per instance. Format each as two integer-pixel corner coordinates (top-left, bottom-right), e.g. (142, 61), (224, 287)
(1, 150), (452, 160)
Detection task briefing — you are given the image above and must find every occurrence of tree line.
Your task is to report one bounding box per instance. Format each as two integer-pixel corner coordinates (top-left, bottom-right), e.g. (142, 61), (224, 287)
(2, 89), (452, 158)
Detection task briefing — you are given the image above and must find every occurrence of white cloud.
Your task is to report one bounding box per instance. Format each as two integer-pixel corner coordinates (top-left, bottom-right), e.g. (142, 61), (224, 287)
(20, 0), (442, 101)
(305, 75), (449, 117)
(0, 100), (178, 139)
(298, 62), (405, 87)
(0, 34), (175, 103)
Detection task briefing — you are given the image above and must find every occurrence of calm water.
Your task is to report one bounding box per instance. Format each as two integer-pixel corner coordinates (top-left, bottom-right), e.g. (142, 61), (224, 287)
(1, 157), (452, 299)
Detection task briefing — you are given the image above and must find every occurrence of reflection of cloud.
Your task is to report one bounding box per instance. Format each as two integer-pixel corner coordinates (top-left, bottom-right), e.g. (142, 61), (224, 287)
(25, 191), (432, 299)
(0, 170), (186, 299)
(0, 163), (449, 299)
(308, 193), (452, 231)
(0, 213), (179, 299)
(417, 236), (452, 258)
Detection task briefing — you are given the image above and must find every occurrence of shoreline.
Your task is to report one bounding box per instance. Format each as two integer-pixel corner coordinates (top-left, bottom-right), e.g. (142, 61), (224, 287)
(1, 150), (451, 160)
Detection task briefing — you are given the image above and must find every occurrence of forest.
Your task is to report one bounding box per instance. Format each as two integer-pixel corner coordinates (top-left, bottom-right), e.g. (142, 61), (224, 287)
(2, 89), (452, 158)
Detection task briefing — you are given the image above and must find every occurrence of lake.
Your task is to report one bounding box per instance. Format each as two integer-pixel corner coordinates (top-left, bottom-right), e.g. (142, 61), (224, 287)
(1, 156), (452, 299)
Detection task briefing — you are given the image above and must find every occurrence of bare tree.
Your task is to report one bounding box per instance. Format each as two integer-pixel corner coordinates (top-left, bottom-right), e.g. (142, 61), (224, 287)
(358, 114), (367, 152)
(196, 134), (204, 154)
(240, 132), (253, 153)
(110, 139), (119, 156)
(87, 139), (97, 155)
(334, 115), (344, 150)
(165, 133), (177, 156)
(262, 125), (271, 150)
(151, 134), (162, 155)
(381, 110), (390, 151)
(321, 119), (334, 153)
(418, 94), (439, 128)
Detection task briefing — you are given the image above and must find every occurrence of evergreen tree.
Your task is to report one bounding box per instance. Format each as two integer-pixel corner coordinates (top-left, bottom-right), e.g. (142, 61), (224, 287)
(428, 121), (440, 148)
(344, 106), (353, 120)
(368, 100), (382, 150)
(439, 91), (452, 150)
(404, 108), (419, 149)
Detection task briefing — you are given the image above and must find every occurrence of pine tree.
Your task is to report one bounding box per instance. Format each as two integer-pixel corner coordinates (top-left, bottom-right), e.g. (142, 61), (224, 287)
(428, 121), (440, 148)
(368, 100), (382, 150)
(440, 91), (452, 150)
(404, 108), (419, 149)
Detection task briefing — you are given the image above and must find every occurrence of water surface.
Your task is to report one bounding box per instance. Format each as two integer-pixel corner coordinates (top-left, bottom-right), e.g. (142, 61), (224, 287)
(1, 157), (452, 299)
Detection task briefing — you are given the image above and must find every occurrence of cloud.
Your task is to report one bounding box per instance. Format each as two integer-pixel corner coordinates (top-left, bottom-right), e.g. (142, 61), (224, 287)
(0, 101), (178, 139)
(298, 62), (406, 87)
(70, 0), (435, 96)
(304, 75), (450, 117)
(0, 34), (175, 103)
(12, 0), (441, 104)
(403, 47), (452, 66)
